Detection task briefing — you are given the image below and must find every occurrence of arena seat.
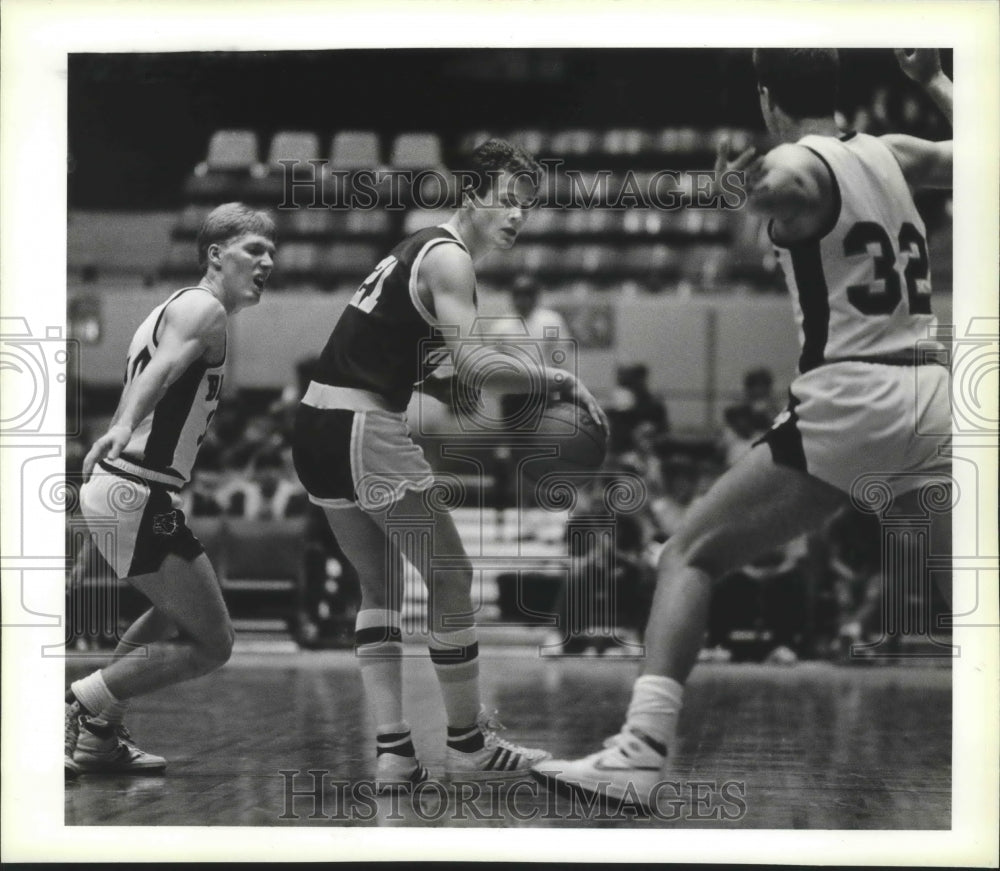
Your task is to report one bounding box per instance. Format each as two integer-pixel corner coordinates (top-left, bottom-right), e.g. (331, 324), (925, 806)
(321, 242), (380, 277)
(203, 129), (261, 172)
(210, 517), (308, 634)
(176, 204), (213, 236)
(601, 128), (647, 155)
(403, 208), (452, 235)
(330, 131), (381, 170)
(160, 239), (201, 280)
(183, 130), (262, 202)
(549, 129), (598, 156)
(389, 132), (443, 169)
(267, 130), (321, 166)
(282, 207), (339, 238)
(244, 130), (322, 203)
(345, 208), (390, 236)
(275, 242), (319, 278)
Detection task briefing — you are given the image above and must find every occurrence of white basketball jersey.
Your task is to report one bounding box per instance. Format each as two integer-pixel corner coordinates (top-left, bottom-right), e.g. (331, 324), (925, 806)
(770, 132), (938, 373)
(104, 287), (226, 488)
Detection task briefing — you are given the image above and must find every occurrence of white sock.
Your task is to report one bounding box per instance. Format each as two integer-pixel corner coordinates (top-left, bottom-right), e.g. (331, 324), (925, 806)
(70, 670), (121, 719)
(625, 674), (684, 754)
(355, 609), (404, 729)
(429, 627), (481, 728)
(94, 698), (131, 727)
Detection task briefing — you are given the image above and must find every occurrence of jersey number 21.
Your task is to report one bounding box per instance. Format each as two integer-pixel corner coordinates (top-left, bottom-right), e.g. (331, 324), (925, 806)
(349, 256), (398, 314)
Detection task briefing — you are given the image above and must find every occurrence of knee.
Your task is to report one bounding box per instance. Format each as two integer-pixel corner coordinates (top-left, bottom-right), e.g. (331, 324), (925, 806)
(656, 535), (724, 584)
(197, 623), (234, 670)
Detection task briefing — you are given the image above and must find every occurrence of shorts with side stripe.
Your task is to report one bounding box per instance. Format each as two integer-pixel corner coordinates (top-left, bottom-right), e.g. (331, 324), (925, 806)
(79, 465), (204, 580)
(292, 387), (434, 512)
(756, 360), (951, 498)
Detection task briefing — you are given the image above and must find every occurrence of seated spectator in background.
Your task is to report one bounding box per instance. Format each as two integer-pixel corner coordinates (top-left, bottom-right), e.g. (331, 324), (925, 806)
(217, 450), (307, 519)
(616, 420), (666, 500)
(610, 363), (669, 438)
(270, 356), (319, 443)
(720, 367), (779, 466)
(549, 477), (654, 654)
(720, 404), (759, 467)
(649, 455), (700, 542)
(500, 274), (573, 422)
(821, 505), (892, 655)
(707, 535), (812, 664)
(508, 274), (571, 340)
(743, 367), (780, 427)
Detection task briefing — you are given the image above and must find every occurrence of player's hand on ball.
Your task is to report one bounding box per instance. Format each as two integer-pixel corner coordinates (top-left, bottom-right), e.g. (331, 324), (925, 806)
(563, 376), (609, 437)
(894, 49), (943, 86)
(82, 424), (132, 481)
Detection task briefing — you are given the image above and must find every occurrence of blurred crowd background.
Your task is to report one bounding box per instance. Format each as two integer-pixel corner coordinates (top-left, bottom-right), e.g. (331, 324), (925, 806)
(65, 48), (953, 660)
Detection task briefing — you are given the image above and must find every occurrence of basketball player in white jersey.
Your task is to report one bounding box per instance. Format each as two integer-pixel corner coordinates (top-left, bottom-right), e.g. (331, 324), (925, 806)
(292, 139), (606, 790)
(66, 203), (276, 779)
(532, 49), (954, 809)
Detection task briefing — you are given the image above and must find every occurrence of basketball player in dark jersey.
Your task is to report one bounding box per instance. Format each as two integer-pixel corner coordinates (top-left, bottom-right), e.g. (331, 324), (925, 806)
(533, 49), (954, 810)
(293, 139), (606, 790)
(66, 204), (276, 779)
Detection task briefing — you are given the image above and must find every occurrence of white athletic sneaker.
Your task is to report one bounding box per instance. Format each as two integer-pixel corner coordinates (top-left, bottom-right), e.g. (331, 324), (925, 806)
(74, 718), (167, 774)
(445, 710), (552, 780)
(530, 725), (666, 812)
(374, 753), (430, 793)
(65, 701), (82, 780)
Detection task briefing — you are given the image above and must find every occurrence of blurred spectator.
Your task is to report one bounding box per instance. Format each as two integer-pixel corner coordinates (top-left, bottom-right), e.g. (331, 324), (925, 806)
(707, 535), (812, 663)
(508, 274), (571, 339)
(181, 468), (224, 517)
(495, 276), (574, 513)
(548, 477), (654, 654)
(720, 405), (759, 467)
(611, 363), (669, 437)
(269, 356), (319, 442)
(649, 454), (700, 542)
(616, 420), (665, 499)
(720, 367), (779, 466)
(821, 505), (892, 656)
(216, 450), (307, 519)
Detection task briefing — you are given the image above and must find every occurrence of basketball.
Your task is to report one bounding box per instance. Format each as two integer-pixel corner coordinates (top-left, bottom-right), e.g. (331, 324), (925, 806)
(521, 400), (607, 480)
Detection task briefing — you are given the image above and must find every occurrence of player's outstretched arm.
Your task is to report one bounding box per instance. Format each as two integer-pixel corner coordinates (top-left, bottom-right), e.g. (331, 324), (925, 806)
(741, 144), (830, 225)
(82, 296), (226, 480)
(894, 49), (952, 126)
(421, 244), (607, 431)
(881, 50), (953, 191)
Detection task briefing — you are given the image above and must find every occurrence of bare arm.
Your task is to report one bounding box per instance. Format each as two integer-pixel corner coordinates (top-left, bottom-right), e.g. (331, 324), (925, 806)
(744, 144), (829, 221)
(83, 296), (226, 479)
(894, 48), (952, 125)
(879, 134), (952, 190)
(420, 244), (607, 429)
(881, 49), (953, 190)
(733, 143), (834, 241)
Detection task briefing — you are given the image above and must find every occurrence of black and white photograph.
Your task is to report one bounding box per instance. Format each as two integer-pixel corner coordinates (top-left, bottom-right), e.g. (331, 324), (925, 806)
(1, 0), (997, 864)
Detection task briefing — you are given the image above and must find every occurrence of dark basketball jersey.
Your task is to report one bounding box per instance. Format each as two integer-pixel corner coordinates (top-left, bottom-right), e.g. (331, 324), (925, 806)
(313, 224), (471, 412)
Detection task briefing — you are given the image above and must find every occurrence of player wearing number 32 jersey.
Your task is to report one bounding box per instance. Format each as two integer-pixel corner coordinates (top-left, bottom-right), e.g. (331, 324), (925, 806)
(68, 204), (276, 781)
(533, 49), (954, 811)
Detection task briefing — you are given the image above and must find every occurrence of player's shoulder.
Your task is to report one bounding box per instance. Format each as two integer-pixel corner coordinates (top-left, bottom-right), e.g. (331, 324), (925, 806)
(418, 233), (475, 287)
(761, 141), (829, 178)
(161, 287), (227, 336)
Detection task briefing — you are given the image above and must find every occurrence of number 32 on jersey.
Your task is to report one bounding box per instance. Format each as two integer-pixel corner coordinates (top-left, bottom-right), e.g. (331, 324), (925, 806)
(349, 255), (398, 314)
(845, 221), (931, 316)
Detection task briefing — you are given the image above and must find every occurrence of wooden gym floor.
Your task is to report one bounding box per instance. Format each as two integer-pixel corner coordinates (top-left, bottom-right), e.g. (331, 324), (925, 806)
(65, 649), (950, 829)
